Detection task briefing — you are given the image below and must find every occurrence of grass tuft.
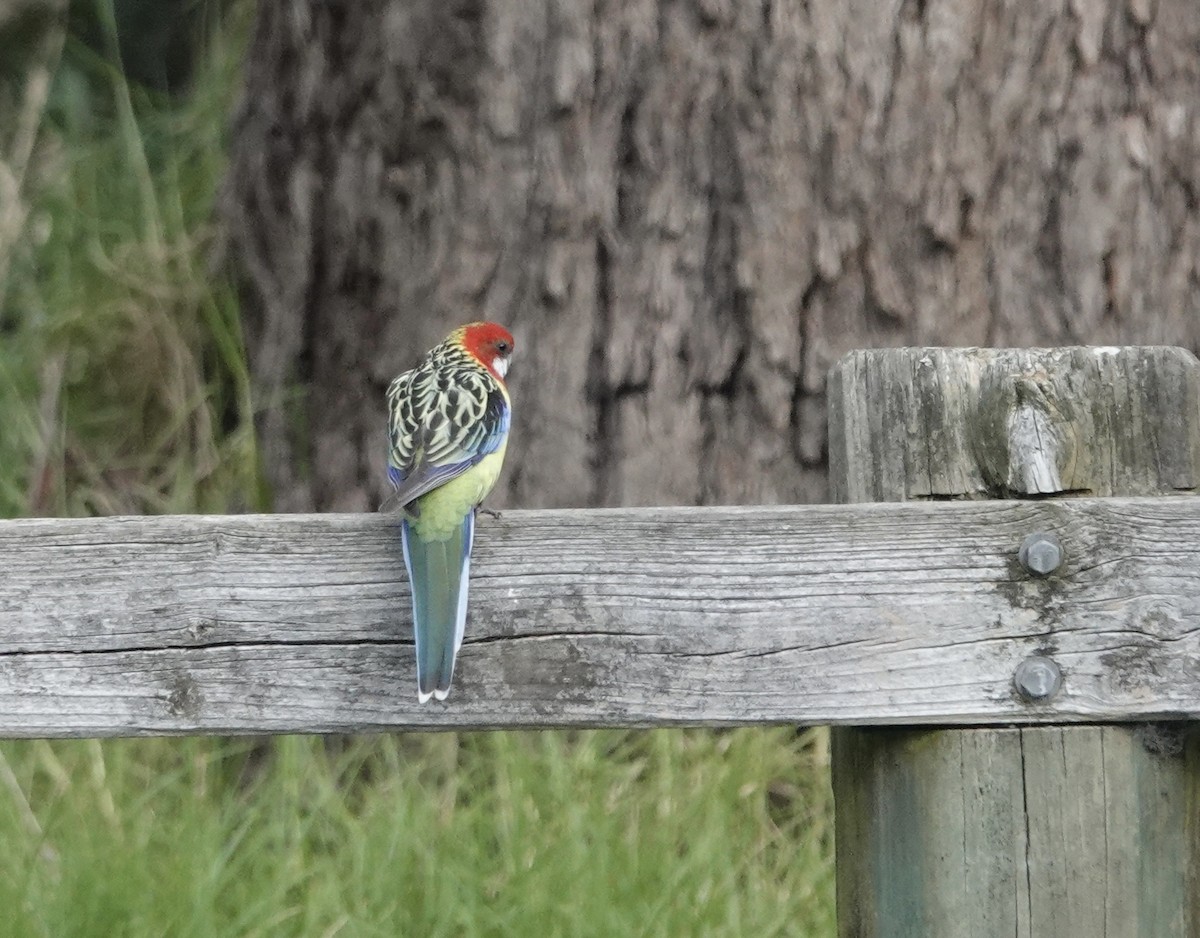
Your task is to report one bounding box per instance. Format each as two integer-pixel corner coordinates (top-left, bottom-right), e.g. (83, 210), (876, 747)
(0, 730), (834, 937)
(0, 0), (259, 518)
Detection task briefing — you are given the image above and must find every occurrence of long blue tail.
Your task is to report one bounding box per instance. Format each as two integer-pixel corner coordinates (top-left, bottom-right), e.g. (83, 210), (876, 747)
(401, 513), (474, 702)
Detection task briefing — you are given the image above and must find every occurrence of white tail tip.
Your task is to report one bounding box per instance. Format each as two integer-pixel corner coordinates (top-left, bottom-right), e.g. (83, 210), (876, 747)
(417, 689), (433, 704)
(433, 687), (451, 701)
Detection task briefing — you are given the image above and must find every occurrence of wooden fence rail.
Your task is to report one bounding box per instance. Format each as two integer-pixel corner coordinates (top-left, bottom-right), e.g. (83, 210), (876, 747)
(0, 498), (1198, 737)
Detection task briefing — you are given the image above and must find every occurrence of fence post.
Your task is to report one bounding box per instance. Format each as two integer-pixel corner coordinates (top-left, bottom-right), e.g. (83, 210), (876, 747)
(827, 347), (1200, 937)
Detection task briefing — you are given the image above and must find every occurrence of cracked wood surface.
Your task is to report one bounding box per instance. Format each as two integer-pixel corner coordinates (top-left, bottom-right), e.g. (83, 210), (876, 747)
(3, 497), (1200, 737)
(834, 725), (1200, 938)
(830, 347), (1200, 938)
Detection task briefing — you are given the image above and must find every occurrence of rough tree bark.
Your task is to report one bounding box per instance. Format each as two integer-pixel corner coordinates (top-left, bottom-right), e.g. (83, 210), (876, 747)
(223, 0), (1200, 513)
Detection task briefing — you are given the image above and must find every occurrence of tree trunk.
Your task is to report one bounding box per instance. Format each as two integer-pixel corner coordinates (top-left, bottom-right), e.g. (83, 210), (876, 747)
(222, 0), (1200, 513)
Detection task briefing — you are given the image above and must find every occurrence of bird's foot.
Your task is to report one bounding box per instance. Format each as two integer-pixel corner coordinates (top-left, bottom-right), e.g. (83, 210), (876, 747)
(478, 507), (503, 521)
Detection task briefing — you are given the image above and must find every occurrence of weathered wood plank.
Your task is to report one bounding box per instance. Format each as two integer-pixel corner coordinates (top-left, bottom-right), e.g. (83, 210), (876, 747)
(829, 346), (1200, 938)
(3, 497), (1200, 736)
(833, 727), (1200, 937)
(828, 345), (1200, 502)
(833, 728), (1031, 936)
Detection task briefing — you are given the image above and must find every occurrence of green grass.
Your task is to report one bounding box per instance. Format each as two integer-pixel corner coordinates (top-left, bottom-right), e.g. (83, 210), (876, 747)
(0, 731), (834, 937)
(0, 0), (258, 517)
(0, 4), (836, 935)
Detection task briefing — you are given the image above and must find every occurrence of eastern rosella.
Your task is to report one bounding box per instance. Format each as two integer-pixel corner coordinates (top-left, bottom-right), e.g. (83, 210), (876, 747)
(384, 322), (514, 702)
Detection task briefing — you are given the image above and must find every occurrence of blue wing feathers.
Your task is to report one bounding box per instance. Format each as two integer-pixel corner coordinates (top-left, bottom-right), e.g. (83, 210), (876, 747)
(383, 390), (509, 514)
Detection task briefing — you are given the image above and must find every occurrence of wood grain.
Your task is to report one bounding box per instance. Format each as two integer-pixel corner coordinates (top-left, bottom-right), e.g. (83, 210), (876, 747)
(829, 346), (1200, 938)
(828, 345), (1200, 502)
(833, 726), (1200, 937)
(2, 497), (1200, 736)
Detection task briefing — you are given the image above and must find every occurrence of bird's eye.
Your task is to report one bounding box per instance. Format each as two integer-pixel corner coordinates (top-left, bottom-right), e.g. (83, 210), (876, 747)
(496, 340), (511, 354)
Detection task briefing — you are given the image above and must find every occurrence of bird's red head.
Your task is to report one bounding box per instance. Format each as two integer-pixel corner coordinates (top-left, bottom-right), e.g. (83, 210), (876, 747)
(457, 321), (515, 382)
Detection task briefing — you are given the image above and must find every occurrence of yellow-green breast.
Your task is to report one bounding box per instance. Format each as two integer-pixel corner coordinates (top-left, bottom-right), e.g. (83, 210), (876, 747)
(409, 442), (508, 541)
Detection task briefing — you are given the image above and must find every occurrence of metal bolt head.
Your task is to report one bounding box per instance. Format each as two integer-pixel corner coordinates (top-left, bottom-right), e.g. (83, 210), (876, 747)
(1014, 656), (1063, 702)
(1018, 531), (1064, 576)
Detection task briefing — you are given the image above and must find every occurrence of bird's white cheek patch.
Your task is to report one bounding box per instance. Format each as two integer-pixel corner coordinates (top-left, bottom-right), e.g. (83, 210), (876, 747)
(493, 357), (509, 378)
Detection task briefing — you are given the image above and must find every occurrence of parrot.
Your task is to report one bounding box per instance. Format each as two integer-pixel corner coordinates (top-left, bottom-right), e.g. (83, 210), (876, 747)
(383, 322), (515, 702)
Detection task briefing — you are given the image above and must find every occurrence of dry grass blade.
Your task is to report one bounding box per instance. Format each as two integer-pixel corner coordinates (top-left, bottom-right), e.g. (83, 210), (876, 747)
(0, 21), (64, 313)
(24, 350), (65, 513)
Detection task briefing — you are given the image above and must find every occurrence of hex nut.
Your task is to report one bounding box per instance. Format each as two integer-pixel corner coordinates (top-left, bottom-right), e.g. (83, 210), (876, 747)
(1014, 656), (1063, 702)
(1018, 532), (1064, 576)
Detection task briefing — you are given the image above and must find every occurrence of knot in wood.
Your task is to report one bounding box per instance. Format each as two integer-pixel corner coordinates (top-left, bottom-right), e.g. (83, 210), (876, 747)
(971, 368), (1078, 496)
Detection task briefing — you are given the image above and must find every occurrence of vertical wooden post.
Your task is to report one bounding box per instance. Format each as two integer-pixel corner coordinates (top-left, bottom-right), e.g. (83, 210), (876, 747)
(827, 347), (1200, 937)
